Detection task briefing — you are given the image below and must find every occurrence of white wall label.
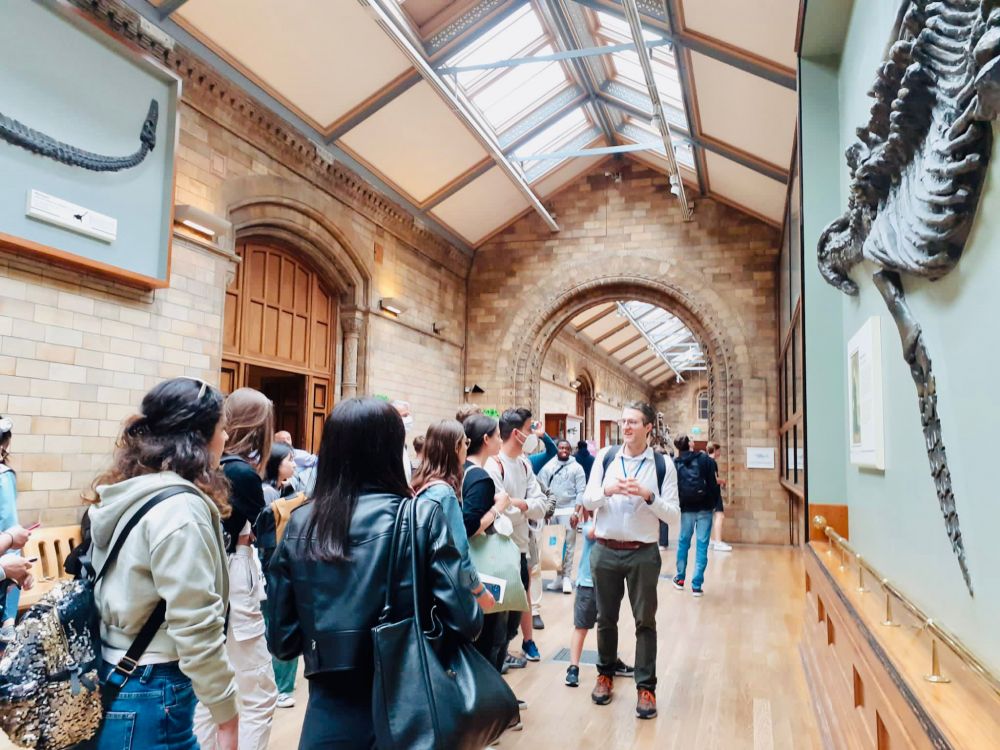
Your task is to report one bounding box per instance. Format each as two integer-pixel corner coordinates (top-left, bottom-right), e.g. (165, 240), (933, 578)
(25, 189), (117, 243)
(746, 447), (775, 470)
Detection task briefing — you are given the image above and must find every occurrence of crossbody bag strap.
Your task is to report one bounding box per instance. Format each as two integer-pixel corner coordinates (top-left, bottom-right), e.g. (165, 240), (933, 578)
(99, 485), (190, 696)
(378, 497), (411, 623)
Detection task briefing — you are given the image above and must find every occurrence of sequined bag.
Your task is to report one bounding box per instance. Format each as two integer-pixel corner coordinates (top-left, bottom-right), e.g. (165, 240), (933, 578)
(0, 486), (187, 749)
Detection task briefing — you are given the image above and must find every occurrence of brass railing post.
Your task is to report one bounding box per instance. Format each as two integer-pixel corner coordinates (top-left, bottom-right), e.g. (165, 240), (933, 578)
(924, 631), (951, 684)
(880, 580), (900, 627)
(856, 554), (869, 593)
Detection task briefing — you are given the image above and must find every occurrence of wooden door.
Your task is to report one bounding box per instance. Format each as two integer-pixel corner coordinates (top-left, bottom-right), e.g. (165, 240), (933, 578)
(222, 239), (339, 453)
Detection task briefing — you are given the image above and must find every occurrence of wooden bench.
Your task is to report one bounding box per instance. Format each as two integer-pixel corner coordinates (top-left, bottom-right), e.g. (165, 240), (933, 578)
(17, 525), (82, 612)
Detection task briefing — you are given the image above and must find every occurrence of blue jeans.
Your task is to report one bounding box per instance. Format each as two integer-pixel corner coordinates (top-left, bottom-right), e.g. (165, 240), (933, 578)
(675, 510), (713, 589)
(82, 661), (199, 750)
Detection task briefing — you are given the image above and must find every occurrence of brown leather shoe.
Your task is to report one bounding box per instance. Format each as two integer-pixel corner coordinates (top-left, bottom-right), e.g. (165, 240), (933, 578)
(591, 674), (614, 705)
(636, 689), (657, 719)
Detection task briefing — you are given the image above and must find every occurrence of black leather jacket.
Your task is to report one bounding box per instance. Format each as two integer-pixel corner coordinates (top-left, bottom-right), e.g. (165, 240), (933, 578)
(265, 492), (483, 679)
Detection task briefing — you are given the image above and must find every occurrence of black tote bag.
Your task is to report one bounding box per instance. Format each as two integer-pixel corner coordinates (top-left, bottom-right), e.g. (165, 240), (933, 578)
(371, 496), (519, 750)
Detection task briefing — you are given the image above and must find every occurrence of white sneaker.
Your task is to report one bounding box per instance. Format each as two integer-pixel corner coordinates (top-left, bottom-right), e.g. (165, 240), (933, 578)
(713, 541), (733, 552)
(276, 692), (296, 708)
(544, 576), (563, 592)
(562, 578), (573, 594)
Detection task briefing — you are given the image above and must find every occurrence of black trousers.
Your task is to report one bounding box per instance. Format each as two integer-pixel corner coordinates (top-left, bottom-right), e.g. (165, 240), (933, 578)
(301, 673), (375, 749)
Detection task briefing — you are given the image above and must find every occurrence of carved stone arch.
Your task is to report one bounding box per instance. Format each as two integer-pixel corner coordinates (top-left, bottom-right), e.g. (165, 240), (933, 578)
(222, 179), (375, 405)
(504, 272), (739, 504)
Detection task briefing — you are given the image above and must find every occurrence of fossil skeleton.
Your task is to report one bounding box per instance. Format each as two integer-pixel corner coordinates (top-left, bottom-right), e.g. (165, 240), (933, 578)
(0, 99), (157, 172)
(818, 0), (1000, 595)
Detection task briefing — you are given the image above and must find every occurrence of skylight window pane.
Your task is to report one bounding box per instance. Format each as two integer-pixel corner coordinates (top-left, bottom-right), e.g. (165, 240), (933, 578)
(515, 107), (588, 159)
(597, 11), (663, 43)
(449, 5), (540, 70)
(470, 56), (567, 130)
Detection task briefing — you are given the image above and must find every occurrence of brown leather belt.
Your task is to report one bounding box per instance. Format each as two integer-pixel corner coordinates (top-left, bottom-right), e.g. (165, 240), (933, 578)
(597, 538), (647, 551)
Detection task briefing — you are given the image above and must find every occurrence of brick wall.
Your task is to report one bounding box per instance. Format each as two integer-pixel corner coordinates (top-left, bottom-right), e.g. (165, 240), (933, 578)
(466, 162), (786, 543)
(0, 239), (232, 523)
(656, 376), (710, 443)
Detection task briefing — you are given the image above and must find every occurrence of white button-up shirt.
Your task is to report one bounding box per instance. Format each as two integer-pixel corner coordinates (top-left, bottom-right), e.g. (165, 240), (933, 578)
(582, 446), (680, 543)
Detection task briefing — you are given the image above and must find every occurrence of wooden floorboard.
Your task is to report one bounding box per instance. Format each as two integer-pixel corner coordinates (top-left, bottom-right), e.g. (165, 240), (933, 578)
(0, 545), (821, 750)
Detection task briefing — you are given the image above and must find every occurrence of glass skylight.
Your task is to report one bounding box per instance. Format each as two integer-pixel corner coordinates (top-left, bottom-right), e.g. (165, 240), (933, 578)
(619, 301), (705, 375)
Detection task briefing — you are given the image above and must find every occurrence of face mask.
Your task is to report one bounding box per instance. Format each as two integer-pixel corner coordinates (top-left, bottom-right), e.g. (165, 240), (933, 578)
(402, 415), (414, 432)
(520, 433), (540, 455)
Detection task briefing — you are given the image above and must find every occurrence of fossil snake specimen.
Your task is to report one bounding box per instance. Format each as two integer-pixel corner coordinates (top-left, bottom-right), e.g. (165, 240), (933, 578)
(0, 98), (157, 172)
(818, 0), (1000, 595)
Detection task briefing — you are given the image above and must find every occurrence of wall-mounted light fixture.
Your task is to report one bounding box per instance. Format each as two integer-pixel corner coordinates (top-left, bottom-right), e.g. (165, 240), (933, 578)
(174, 204), (232, 248)
(464, 384), (485, 394)
(380, 297), (406, 316)
(569, 379), (582, 389)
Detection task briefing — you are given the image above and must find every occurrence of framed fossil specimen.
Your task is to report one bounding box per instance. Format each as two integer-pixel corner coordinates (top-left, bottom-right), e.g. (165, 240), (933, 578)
(0, 0), (179, 289)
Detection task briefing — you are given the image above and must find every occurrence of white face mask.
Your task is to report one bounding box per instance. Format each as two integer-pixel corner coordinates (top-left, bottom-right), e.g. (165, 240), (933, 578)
(402, 415), (415, 432)
(520, 433), (540, 455)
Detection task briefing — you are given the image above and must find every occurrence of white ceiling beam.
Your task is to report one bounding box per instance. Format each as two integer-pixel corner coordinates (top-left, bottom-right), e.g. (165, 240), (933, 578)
(621, 0), (692, 220)
(361, 0), (559, 232)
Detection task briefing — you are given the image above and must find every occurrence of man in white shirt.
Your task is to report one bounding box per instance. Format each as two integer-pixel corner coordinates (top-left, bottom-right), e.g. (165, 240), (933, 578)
(538, 440), (587, 594)
(392, 399), (415, 483)
(582, 401), (679, 720)
(486, 408), (550, 663)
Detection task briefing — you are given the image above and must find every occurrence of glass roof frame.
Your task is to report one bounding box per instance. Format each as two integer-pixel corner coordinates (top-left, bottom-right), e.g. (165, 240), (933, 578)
(619, 301), (705, 377)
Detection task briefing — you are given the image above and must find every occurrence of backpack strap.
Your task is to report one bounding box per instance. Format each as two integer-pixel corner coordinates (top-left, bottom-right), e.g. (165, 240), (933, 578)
(653, 452), (666, 492)
(600, 445), (621, 476)
(99, 486), (190, 696)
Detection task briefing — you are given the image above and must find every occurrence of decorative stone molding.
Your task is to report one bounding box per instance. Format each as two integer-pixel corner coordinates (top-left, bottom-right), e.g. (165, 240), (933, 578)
(69, 0), (463, 262)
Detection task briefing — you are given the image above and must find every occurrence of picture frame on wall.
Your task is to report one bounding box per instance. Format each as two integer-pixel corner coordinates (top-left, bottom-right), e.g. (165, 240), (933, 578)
(847, 316), (885, 470)
(0, 0), (180, 289)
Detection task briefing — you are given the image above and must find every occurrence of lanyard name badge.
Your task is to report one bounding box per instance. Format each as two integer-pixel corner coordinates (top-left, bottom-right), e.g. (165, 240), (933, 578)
(620, 455), (647, 505)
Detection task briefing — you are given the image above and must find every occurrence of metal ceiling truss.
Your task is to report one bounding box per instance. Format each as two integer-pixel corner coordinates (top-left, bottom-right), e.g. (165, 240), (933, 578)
(621, 0), (691, 219)
(119, 0), (476, 255)
(539, 0), (619, 147)
(437, 38), (672, 74)
(569, 0), (795, 89)
(660, 0), (705, 193)
(424, 0), (528, 57)
(617, 302), (687, 381)
(325, 73), (422, 142)
(362, 0), (559, 232)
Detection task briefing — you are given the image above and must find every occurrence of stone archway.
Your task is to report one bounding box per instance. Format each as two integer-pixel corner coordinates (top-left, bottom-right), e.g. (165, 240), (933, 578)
(505, 273), (738, 504)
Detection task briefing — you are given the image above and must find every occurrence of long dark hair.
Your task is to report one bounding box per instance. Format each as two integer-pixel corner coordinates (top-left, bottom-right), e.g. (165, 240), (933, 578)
(412, 420), (465, 499)
(265, 442), (293, 487)
(307, 397), (411, 561)
(92, 377), (230, 516)
(464, 414), (498, 456)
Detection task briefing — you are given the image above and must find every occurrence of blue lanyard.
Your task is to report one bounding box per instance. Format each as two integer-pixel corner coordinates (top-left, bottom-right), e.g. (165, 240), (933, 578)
(620, 456), (647, 480)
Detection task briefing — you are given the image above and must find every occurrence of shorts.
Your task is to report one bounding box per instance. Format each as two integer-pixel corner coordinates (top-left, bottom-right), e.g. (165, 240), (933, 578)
(714, 492), (724, 513)
(573, 584), (597, 630)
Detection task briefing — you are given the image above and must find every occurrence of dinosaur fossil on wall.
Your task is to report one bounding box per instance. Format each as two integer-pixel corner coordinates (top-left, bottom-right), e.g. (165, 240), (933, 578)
(818, 0), (1000, 596)
(0, 99), (157, 172)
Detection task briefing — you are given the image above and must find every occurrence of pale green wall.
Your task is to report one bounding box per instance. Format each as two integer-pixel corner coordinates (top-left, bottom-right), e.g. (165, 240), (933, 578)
(803, 0), (1000, 673)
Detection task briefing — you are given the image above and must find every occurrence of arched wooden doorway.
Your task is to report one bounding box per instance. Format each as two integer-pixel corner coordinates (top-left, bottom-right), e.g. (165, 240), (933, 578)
(221, 239), (337, 453)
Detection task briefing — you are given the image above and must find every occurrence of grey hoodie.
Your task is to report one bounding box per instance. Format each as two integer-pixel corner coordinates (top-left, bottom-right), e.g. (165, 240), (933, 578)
(90, 471), (238, 723)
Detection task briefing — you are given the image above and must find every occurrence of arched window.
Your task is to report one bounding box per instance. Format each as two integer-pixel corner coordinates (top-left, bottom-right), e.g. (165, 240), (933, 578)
(697, 389), (709, 420)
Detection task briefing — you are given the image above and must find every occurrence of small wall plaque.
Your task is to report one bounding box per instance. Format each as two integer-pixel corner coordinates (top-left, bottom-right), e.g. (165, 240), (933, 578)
(25, 189), (117, 243)
(746, 447), (775, 470)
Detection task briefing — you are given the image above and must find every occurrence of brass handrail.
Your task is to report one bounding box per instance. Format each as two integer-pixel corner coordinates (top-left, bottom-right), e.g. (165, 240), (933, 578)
(812, 515), (1000, 699)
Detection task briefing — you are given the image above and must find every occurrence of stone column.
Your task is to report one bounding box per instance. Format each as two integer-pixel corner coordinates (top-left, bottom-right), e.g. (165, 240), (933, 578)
(341, 311), (364, 399)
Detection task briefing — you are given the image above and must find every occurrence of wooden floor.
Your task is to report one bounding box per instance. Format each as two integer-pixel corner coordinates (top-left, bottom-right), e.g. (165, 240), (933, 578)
(0, 545), (821, 750)
(268, 543), (822, 750)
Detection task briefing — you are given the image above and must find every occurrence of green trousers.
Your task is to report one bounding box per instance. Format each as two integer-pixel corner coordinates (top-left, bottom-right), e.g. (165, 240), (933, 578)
(590, 541), (661, 692)
(261, 604), (297, 694)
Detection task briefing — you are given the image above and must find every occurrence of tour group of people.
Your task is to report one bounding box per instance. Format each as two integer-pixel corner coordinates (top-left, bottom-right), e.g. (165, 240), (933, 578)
(0, 375), (731, 749)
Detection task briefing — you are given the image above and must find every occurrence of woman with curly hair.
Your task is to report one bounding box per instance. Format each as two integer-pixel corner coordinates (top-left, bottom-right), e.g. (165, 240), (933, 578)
(87, 376), (238, 750)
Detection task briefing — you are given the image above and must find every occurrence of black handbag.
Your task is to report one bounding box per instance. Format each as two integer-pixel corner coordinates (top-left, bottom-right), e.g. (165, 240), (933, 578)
(371, 496), (519, 750)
